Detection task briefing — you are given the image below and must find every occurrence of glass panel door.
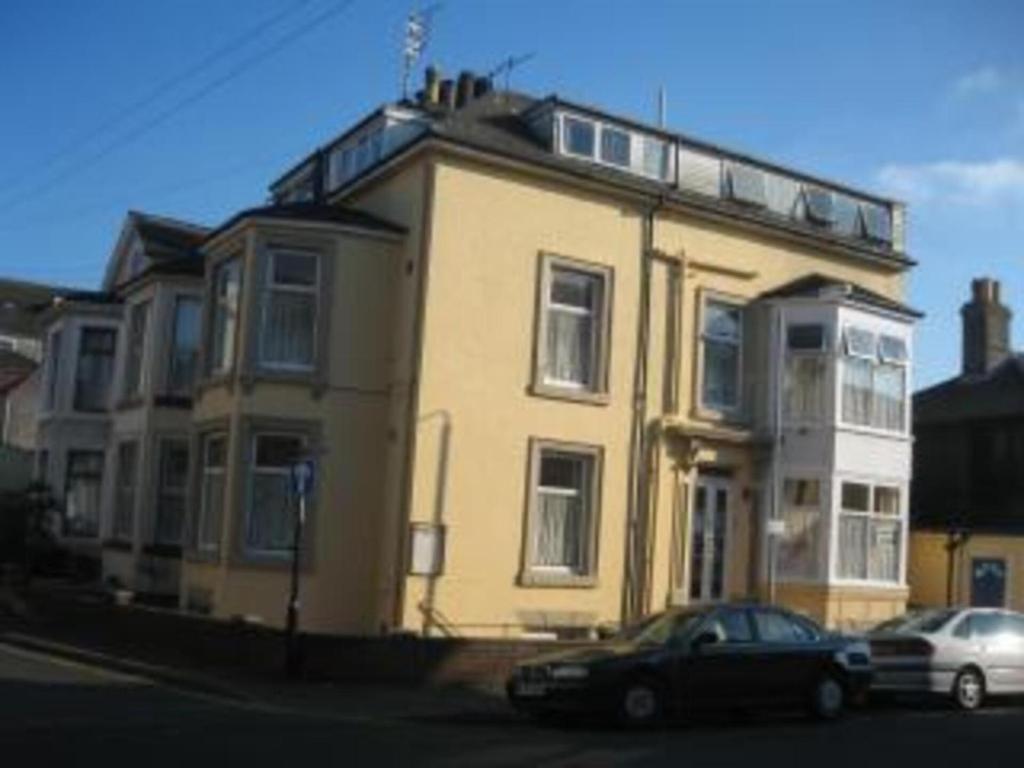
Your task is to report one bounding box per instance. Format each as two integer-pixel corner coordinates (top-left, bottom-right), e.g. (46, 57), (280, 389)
(690, 477), (730, 602)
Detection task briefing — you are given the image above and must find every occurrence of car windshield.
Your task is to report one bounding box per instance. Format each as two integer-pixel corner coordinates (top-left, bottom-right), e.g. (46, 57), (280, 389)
(627, 610), (706, 646)
(871, 609), (959, 635)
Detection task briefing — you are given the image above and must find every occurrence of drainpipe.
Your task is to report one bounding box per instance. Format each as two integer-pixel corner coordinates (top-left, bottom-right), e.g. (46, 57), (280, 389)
(623, 195), (665, 625)
(768, 305), (785, 605)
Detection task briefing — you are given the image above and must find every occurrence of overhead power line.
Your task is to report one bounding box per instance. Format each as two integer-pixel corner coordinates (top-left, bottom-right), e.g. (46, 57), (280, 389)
(0, 0), (315, 194)
(0, 0), (356, 218)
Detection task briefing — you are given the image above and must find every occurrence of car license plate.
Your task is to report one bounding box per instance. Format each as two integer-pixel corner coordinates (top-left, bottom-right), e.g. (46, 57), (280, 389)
(515, 681), (547, 697)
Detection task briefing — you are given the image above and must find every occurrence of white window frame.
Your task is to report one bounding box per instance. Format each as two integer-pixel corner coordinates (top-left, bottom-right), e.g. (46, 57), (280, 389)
(699, 295), (744, 415)
(557, 112), (672, 182)
(784, 323), (828, 426)
(839, 325), (909, 434)
(834, 479), (905, 586)
(777, 476), (825, 583)
(259, 250), (319, 372)
(197, 433), (227, 553)
(244, 432), (307, 557)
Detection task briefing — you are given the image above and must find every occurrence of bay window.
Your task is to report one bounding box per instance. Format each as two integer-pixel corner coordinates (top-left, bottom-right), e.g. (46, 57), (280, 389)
(840, 327), (908, 431)
(537, 257), (610, 395)
(245, 433), (304, 555)
(112, 441), (138, 541)
(838, 481), (902, 583)
(260, 250), (318, 370)
(65, 450), (104, 537)
(196, 434), (226, 552)
(784, 323), (827, 423)
(155, 439), (188, 546)
(701, 298), (742, 412)
(74, 327), (117, 412)
(209, 258), (241, 375)
(525, 444), (600, 582)
(167, 296), (201, 395)
(778, 478), (823, 580)
(123, 301), (150, 399)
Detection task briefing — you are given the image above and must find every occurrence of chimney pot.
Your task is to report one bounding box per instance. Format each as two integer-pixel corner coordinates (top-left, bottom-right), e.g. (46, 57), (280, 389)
(424, 65), (441, 105)
(456, 70), (475, 108)
(473, 76), (492, 99)
(439, 79), (455, 110)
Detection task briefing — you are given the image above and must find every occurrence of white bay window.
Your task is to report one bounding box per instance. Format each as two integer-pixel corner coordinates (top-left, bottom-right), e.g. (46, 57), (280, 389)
(838, 481), (902, 583)
(840, 327), (908, 432)
(260, 251), (318, 370)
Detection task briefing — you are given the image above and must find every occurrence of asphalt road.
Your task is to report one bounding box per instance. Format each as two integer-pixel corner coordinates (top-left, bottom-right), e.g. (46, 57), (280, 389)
(2, 643), (1024, 768)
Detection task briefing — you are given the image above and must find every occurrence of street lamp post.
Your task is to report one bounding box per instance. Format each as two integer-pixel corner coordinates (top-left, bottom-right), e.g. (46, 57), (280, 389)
(285, 458), (314, 679)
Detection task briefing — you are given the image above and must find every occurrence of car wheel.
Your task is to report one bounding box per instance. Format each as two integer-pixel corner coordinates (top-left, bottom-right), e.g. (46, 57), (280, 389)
(619, 678), (664, 728)
(953, 668), (985, 711)
(810, 674), (845, 721)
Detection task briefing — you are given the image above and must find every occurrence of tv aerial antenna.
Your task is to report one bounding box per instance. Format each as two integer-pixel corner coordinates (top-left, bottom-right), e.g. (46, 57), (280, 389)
(402, 3), (442, 99)
(487, 52), (535, 92)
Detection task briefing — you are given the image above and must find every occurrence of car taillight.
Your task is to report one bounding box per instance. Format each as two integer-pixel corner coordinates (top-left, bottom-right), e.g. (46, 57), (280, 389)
(870, 638), (934, 658)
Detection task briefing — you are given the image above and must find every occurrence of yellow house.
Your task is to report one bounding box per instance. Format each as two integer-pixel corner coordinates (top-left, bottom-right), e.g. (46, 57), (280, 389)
(179, 70), (918, 637)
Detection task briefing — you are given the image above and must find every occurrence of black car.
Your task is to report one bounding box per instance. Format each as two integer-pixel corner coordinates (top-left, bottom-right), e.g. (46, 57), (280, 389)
(507, 603), (872, 726)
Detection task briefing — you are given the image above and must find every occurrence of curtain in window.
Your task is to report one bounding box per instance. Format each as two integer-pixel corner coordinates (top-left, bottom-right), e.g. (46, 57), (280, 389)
(199, 473), (224, 550)
(262, 292), (315, 367)
(247, 472), (293, 552)
(873, 364), (906, 431)
(75, 329), (116, 411)
(869, 520), (901, 581)
(703, 339), (739, 408)
(155, 442), (188, 545)
(778, 480), (822, 580)
(841, 357), (873, 426)
(65, 453), (103, 537)
(785, 356), (825, 422)
(534, 492), (585, 570)
(546, 308), (592, 386)
(838, 515), (868, 579)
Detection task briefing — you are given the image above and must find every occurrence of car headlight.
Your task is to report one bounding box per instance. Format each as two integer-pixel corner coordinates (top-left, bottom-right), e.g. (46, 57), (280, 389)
(549, 664), (590, 680)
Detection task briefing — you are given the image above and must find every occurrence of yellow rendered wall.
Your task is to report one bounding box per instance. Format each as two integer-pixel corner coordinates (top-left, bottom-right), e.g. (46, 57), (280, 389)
(909, 530), (1024, 612)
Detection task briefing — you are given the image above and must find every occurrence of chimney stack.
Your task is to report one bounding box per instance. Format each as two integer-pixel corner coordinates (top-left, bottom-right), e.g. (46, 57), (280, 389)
(439, 79), (455, 110)
(962, 277), (1012, 376)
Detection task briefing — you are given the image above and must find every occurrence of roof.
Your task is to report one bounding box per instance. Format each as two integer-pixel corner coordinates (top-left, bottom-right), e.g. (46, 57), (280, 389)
(204, 202), (406, 243)
(0, 277), (75, 337)
(0, 348), (36, 394)
(758, 273), (923, 318)
(130, 211), (210, 255)
(914, 355), (1024, 425)
(272, 88), (912, 268)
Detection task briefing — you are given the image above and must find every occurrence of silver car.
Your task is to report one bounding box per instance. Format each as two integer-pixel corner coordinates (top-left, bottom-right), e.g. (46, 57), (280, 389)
(869, 608), (1024, 709)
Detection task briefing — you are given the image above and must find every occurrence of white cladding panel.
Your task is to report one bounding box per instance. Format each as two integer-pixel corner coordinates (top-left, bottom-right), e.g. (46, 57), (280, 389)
(832, 430), (910, 481)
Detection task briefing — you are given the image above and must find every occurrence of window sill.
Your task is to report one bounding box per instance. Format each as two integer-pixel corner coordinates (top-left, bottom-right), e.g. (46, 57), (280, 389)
(518, 570), (597, 589)
(836, 422), (910, 441)
(690, 404), (748, 427)
(529, 382), (609, 407)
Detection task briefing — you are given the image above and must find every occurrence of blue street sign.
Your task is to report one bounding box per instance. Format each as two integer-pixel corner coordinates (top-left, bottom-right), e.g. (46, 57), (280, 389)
(291, 459), (315, 498)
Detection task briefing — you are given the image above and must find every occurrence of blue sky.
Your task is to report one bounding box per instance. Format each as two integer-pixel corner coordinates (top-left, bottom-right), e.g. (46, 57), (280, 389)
(0, 0), (1021, 387)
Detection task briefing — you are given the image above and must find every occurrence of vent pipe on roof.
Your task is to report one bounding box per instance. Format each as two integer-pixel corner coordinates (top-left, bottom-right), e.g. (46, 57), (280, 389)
(456, 70), (475, 108)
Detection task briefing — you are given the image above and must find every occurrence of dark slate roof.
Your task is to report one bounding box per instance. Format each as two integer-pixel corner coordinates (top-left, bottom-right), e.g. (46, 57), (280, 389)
(130, 211), (210, 257)
(0, 277), (74, 337)
(0, 348), (36, 394)
(205, 202), (406, 243)
(914, 355), (1024, 425)
(758, 273), (923, 318)
(273, 89), (912, 267)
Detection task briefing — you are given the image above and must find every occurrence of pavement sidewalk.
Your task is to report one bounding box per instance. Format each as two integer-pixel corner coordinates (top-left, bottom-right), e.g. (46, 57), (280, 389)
(0, 621), (514, 725)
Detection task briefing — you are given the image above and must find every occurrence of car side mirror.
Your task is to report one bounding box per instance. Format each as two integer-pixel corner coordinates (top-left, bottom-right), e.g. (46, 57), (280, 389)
(691, 631), (719, 651)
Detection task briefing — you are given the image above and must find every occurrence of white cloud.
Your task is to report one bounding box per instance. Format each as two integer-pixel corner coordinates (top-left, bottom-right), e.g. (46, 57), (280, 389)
(877, 159), (1024, 206)
(953, 67), (1003, 97)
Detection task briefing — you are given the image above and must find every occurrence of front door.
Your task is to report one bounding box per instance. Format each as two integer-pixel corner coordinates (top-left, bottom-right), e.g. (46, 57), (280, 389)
(971, 558), (1007, 608)
(690, 477), (730, 603)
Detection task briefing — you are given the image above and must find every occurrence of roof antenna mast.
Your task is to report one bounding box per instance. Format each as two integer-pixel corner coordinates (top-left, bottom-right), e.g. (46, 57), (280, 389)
(402, 3), (441, 99)
(487, 52), (535, 93)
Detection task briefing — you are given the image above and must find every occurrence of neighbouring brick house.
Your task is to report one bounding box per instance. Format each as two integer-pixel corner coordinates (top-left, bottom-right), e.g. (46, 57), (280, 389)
(909, 278), (1024, 611)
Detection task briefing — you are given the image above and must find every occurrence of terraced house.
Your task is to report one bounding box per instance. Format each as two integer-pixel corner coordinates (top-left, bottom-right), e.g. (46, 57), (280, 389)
(35, 68), (919, 637)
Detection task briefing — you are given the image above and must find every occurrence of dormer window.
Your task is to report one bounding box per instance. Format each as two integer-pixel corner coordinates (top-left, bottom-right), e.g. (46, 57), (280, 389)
(562, 116), (596, 159)
(804, 187), (835, 225)
(599, 126), (631, 168)
(860, 204), (892, 244)
(726, 164), (767, 208)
